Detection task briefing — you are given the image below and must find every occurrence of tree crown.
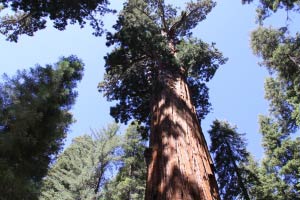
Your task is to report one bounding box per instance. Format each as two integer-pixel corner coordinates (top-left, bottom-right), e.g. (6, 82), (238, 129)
(99, 0), (227, 135)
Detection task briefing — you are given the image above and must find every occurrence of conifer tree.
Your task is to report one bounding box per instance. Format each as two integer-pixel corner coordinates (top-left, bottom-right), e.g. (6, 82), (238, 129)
(242, 1), (300, 198)
(0, 56), (83, 200)
(100, 122), (147, 200)
(250, 16), (300, 200)
(99, 0), (227, 199)
(255, 115), (300, 199)
(40, 124), (122, 200)
(208, 120), (253, 200)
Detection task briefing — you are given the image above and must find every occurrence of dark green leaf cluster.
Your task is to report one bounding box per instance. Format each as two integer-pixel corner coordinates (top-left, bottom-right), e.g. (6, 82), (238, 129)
(209, 120), (253, 200)
(256, 115), (300, 200)
(0, 56), (84, 200)
(40, 124), (122, 200)
(99, 0), (227, 134)
(177, 39), (227, 118)
(242, 0), (300, 22)
(100, 122), (147, 200)
(251, 27), (300, 129)
(246, 7), (300, 198)
(0, 0), (114, 42)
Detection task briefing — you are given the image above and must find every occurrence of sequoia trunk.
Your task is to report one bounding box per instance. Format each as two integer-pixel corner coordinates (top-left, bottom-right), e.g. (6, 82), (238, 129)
(145, 66), (220, 200)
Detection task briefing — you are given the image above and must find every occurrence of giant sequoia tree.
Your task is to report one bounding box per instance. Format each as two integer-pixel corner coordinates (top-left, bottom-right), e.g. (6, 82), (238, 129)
(99, 0), (226, 199)
(0, 56), (84, 199)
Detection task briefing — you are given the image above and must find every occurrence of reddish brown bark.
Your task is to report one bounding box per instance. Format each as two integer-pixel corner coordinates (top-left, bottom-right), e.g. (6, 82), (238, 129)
(145, 67), (220, 200)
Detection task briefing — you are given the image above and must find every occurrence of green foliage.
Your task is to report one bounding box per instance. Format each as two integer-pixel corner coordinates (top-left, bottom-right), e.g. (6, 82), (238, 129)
(242, 0), (300, 22)
(0, 0), (114, 42)
(99, 0), (227, 135)
(257, 115), (300, 199)
(247, 8), (300, 198)
(100, 122), (147, 200)
(40, 123), (122, 200)
(252, 27), (300, 127)
(208, 120), (254, 200)
(0, 56), (83, 200)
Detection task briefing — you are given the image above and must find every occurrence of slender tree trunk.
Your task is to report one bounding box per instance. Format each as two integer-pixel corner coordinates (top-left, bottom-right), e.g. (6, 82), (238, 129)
(145, 64), (220, 200)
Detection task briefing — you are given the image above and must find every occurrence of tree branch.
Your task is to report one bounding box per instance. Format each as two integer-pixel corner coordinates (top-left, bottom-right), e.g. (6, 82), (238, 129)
(157, 0), (168, 32)
(289, 55), (300, 68)
(168, 11), (186, 38)
(1, 12), (33, 25)
(167, 5), (203, 39)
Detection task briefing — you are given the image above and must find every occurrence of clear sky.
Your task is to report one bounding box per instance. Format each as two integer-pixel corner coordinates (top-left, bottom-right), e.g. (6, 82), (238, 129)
(1, 1), (292, 160)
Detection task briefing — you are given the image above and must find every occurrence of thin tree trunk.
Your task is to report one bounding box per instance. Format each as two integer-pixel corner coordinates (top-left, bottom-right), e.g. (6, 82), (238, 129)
(145, 65), (220, 200)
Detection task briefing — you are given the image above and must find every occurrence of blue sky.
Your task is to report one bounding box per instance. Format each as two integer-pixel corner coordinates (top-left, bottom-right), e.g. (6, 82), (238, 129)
(1, 1), (291, 160)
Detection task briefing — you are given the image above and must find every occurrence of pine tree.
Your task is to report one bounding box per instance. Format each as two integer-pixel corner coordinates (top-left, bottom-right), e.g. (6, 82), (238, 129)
(242, 1), (300, 198)
(99, 0), (227, 199)
(100, 122), (147, 200)
(0, 0), (114, 42)
(250, 18), (300, 200)
(39, 123), (122, 200)
(208, 120), (253, 200)
(0, 56), (83, 200)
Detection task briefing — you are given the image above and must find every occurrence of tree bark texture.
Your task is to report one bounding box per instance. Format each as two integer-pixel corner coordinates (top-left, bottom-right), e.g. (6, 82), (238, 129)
(145, 67), (220, 200)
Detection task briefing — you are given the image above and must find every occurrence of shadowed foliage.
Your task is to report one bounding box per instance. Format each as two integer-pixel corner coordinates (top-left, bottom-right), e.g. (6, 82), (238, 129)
(0, 0), (114, 41)
(0, 56), (84, 200)
(242, 0), (300, 22)
(209, 120), (255, 200)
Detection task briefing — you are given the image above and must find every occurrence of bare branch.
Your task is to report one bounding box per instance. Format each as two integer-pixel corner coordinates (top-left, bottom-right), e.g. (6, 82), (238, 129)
(168, 11), (187, 38)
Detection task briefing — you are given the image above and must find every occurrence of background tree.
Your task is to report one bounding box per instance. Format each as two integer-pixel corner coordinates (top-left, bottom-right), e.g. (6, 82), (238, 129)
(208, 120), (254, 200)
(255, 115), (300, 199)
(242, 1), (300, 199)
(251, 12), (300, 200)
(99, 0), (227, 199)
(40, 123), (122, 200)
(0, 56), (84, 200)
(100, 122), (147, 200)
(0, 0), (114, 42)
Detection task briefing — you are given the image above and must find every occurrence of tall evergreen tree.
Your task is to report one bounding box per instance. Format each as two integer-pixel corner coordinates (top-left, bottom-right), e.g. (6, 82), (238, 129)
(208, 120), (253, 200)
(242, 1), (300, 199)
(99, 0), (227, 199)
(250, 14), (300, 200)
(39, 123), (122, 200)
(100, 122), (147, 200)
(0, 0), (114, 42)
(0, 56), (83, 200)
